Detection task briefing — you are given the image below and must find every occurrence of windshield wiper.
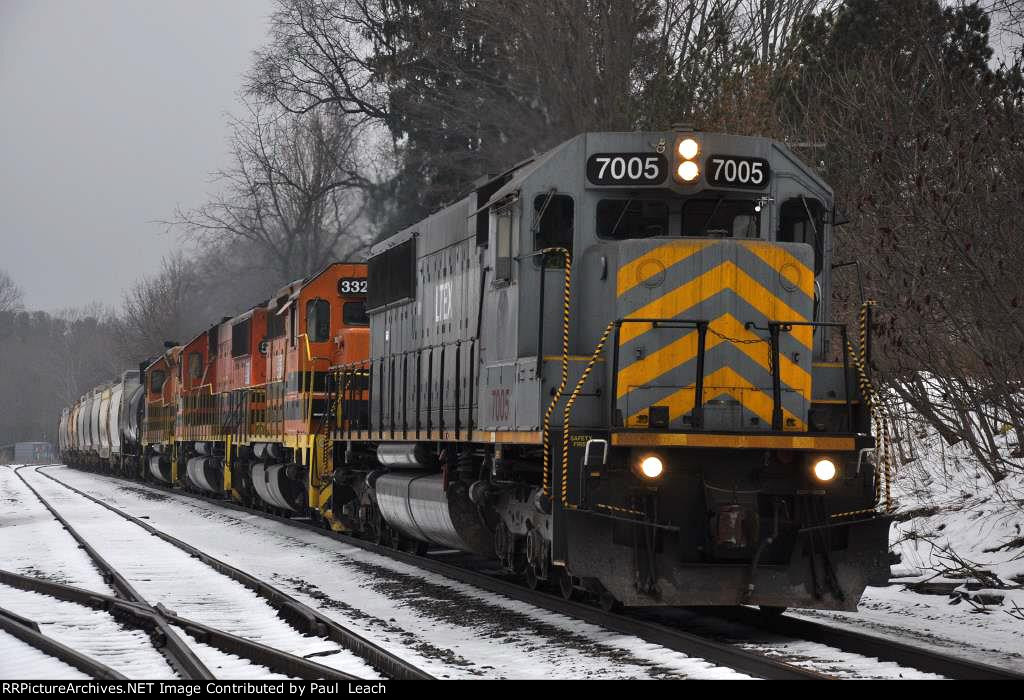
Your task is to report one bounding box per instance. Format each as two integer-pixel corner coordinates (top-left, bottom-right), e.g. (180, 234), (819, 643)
(610, 198), (633, 239)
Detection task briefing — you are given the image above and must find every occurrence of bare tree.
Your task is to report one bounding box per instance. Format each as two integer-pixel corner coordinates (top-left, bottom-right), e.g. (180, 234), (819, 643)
(983, 0), (1024, 53)
(248, 0), (393, 121)
(115, 252), (203, 363)
(0, 269), (23, 313)
(742, 0), (834, 64)
(791, 29), (1024, 478)
(173, 103), (368, 282)
(50, 304), (122, 405)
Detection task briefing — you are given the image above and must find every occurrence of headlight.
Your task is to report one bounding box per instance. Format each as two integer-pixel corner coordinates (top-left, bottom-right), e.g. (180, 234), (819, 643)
(812, 458), (837, 482)
(639, 455), (664, 479)
(677, 138), (699, 160)
(677, 161), (699, 182)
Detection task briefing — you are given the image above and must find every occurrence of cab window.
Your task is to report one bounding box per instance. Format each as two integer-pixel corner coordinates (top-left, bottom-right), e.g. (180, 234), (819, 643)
(306, 299), (330, 342)
(150, 370), (166, 394)
(778, 197), (825, 273)
(533, 193), (573, 265)
(266, 310), (286, 339)
(494, 209), (514, 283)
(231, 319), (251, 357)
(596, 199), (669, 239)
(188, 352), (202, 380)
(681, 198), (760, 238)
(343, 301), (369, 326)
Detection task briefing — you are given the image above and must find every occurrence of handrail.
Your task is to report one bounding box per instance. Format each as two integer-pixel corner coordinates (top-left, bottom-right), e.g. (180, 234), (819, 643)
(609, 319), (707, 429)
(609, 317), (857, 434)
(338, 337), (476, 440)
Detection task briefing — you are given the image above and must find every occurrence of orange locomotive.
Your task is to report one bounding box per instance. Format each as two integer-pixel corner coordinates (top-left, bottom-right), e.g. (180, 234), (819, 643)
(129, 262), (368, 519)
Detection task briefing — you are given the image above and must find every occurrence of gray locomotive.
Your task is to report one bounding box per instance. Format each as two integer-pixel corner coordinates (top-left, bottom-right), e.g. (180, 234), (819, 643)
(331, 128), (891, 611)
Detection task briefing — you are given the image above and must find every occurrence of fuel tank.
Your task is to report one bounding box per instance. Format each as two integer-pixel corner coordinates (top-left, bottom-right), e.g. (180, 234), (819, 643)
(374, 473), (493, 555)
(186, 456), (224, 494)
(251, 462), (307, 511)
(148, 455), (173, 483)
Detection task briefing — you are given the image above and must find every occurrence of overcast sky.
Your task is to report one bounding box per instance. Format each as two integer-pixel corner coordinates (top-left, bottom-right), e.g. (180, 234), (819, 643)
(0, 0), (274, 312)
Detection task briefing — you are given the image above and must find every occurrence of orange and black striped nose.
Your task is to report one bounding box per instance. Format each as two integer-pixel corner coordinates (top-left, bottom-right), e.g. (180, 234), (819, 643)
(614, 239), (814, 432)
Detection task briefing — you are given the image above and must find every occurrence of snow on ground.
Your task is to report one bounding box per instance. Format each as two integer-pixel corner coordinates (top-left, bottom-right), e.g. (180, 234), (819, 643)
(740, 637), (943, 679)
(0, 629), (90, 680)
(0, 583), (175, 678)
(176, 632), (293, 680)
(791, 420), (1024, 673)
(0, 465), (115, 594)
(17, 467), (381, 681)
(649, 607), (944, 679)
(44, 466), (748, 680)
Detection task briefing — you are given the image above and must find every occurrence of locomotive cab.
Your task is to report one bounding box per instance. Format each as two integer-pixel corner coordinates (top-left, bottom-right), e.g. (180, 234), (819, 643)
(231, 263), (370, 515)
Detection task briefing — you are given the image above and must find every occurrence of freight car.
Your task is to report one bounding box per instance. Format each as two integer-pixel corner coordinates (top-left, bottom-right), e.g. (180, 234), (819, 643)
(61, 129), (892, 613)
(58, 370), (143, 474)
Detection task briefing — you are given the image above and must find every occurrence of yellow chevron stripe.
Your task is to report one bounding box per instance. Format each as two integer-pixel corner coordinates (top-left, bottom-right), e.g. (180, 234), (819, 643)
(626, 366), (806, 431)
(616, 313), (810, 399)
(619, 260), (812, 348)
(743, 241), (814, 298)
(617, 241), (713, 296)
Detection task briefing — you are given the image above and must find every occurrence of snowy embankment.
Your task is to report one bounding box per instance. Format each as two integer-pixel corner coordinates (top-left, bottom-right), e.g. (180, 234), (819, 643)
(795, 414), (1024, 671)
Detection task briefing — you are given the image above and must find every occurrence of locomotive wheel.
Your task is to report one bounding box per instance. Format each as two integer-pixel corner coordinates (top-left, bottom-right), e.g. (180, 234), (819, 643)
(598, 591), (621, 613)
(557, 567), (578, 601)
(524, 566), (541, 590)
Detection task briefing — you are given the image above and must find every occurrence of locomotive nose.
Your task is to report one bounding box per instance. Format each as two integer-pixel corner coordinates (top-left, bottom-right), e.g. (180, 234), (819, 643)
(612, 238), (814, 433)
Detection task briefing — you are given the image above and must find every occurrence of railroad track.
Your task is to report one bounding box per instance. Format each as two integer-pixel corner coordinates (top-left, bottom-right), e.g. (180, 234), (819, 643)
(39, 465), (1024, 680)
(30, 466), (821, 679)
(11, 465), (432, 680)
(0, 604), (125, 679)
(704, 606), (1022, 681)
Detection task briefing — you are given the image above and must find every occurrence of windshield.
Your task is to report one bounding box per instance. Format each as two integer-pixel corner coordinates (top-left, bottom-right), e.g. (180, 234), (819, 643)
(596, 196), (762, 240)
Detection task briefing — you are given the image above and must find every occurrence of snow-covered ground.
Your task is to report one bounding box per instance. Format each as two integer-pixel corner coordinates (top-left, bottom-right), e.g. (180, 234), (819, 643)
(0, 583), (175, 678)
(0, 466), (114, 594)
(16, 466), (378, 679)
(20, 466), (967, 679)
(0, 629), (90, 680)
(4, 465), (748, 680)
(791, 422), (1024, 673)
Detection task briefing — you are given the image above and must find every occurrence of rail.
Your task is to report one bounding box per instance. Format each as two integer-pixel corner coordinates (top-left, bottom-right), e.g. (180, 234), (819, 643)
(34, 466), (435, 681)
(0, 571), (360, 681)
(0, 604), (127, 679)
(12, 466), (212, 679)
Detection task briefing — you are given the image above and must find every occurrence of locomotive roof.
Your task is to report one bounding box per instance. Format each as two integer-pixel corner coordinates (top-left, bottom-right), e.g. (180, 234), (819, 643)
(369, 130), (831, 258)
(266, 260), (365, 314)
